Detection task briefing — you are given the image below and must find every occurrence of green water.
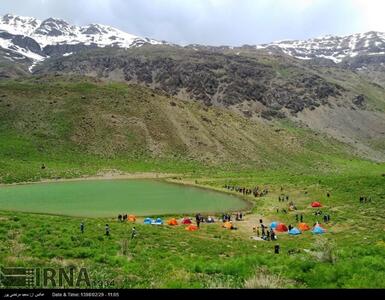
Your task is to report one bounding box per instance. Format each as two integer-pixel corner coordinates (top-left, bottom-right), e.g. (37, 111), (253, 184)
(0, 179), (249, 217)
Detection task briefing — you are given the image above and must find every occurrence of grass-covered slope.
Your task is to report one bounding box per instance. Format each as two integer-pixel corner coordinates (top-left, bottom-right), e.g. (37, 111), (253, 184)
(0, 76), (360, 183)
(0, 169), (384, 288)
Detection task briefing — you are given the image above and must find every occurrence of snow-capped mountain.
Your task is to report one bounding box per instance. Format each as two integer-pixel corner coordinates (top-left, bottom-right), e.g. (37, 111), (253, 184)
(0, 13), (166, 71)
(256, 31), (385, 63)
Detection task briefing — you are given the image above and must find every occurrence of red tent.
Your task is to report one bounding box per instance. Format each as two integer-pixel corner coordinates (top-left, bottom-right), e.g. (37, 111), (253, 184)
(275, 223), (288, 232)
(311, 201), (322, 207)
(181, 218), (192, 224)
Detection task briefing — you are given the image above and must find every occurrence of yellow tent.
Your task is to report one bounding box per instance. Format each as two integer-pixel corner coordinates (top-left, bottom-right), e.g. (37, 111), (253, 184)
(223, 221), (232, 229)
(167, 218), (178, 226)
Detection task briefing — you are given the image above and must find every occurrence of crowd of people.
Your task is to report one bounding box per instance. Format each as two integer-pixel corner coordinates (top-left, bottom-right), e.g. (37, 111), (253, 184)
(224, 184), (269, 197)
(253, 219), (278, 241)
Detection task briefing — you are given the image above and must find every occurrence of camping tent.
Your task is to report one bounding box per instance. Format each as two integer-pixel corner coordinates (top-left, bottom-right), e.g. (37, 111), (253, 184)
(181, 218), (192, 225)
(275, 223), (288, 232)
(270, 222), (278, 229)
(144, 217), (153, 225)
(207, 216), (215, 223)
(185, 224), (198, 231)
(298, 223), (310, 231)
(152, 217), (163, 225)
(312, 225), (326, 234)
(128, 215), (136, 222)
(167, 218), (178, 226)
(223, 221), (233, 229)
(288, 227), (301, 235)
(311, 201), (322, 207)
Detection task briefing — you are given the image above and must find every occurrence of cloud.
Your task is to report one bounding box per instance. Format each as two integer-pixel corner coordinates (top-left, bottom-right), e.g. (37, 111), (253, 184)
(0, 0), (383, 45)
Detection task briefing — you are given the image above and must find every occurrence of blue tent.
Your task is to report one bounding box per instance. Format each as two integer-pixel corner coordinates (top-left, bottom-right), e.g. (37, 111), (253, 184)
(270, 222), (278, 229)
(152, 217), (163, 225)
(312, 226), (325, 234)
(144, 217), (153, 224)
(288, 227), (301, 235)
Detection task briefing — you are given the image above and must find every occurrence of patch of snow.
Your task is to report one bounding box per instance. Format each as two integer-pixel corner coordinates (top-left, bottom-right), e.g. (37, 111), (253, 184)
(62, 52), (73, 57)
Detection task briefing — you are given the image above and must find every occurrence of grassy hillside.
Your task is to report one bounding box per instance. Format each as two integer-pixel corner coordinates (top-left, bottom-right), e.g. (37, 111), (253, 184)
(0, 76), (362, 183)
(0, 168), (384, 288)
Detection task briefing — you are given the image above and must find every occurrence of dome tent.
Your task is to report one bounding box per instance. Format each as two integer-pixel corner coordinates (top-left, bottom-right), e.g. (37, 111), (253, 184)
(288, 227), (301, 235)
(298, 223), (310, 231)
(167, 218), (178, 226)
(311, 202), (322, 207)
(186, 224), (198, 231)
(223, 221), (233, 229)
(181, 218), (192, 224)
(312, 225), (326, 234)
(144, 217), (153, 225)
(152, 218), (163, 225)
(128, 215), (136, 222)
(270, 222), (278, 229)
(275, 223), (288, 232)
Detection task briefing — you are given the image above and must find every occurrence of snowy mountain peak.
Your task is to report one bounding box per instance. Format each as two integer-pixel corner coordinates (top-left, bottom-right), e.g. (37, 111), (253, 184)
(0, 13), (166, 71)
(256, 31), (385, 63)
(35, 17), (75, 37)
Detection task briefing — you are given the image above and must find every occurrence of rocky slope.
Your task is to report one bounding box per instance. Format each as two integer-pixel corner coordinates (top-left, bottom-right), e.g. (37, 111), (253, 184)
(1, 14), (384, 162)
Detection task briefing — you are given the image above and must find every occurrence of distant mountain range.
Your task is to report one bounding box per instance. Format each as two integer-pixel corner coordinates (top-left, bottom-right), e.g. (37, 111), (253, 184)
(1, 13), (385, 71)
(1, 14), (385, 163)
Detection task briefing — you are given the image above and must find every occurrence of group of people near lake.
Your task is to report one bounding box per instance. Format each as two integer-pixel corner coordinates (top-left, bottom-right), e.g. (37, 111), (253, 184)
(253, 219), (278, 241)
(224, 184), (269, 198)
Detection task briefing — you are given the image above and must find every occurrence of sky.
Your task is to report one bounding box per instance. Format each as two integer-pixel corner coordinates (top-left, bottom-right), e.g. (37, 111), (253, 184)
(1, 0), (385, 46)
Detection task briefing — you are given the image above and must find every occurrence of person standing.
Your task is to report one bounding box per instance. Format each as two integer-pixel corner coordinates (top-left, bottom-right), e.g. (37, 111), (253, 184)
(300, 214), (303, 223)
(105, 224), (110, 236)
(80, 222), (84, 234)
(274, 244), (280, 254)
(131, 227), (137, 240)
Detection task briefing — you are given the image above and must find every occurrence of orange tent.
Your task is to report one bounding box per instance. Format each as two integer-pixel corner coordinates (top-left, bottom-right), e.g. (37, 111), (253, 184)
(167, 218), (178, 226)
(298, 223), (310, 231)
(311, 202), (322, 207)
(223, 221), (233, 229)
(185, 224), (198, 231)
(128, 215), (136, 222)
(275, 223), (288, 232)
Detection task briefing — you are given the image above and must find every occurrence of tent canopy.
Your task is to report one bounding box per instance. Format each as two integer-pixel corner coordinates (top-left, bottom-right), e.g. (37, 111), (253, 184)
(186, 224), (198, 231)
(270, 222), (278, 229)
(144, 217), (153, 224)
(152, 217), (163, 225)
(276, 223), (288, 232)
(181, 218), (192, 224)
(288, 227), (301, 235)
(312, 225), (326, 234)
(223, 221), (232, 229)
(298, 223), (310, 231)
(167, 218), (178, 225)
